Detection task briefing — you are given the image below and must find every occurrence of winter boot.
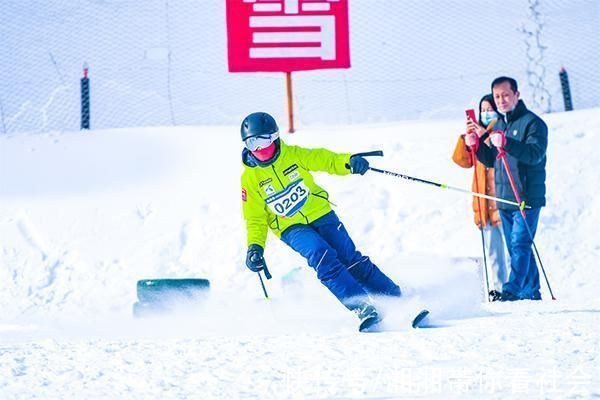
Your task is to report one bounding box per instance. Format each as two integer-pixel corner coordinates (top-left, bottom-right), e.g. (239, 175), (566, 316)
(499, 291), (519, 302)
(489, 290), (502, 302)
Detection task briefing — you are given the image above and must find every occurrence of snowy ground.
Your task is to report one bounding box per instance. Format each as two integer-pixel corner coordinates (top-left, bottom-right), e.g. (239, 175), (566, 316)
(1, 109), (599, 398)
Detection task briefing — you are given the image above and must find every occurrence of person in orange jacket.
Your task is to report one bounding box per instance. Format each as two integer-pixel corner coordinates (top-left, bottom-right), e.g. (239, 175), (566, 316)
(452, 94), (509, 301)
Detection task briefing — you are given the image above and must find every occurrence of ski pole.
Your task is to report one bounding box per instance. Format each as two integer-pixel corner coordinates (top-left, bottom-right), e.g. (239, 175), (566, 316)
(478, 220), (492, 302)
(368, 167), (530, 209)
(468, 149), (493, 301)
(257, 262), (272, 300)
(496, 149), (556, 300)
(257, 271), (270, 300)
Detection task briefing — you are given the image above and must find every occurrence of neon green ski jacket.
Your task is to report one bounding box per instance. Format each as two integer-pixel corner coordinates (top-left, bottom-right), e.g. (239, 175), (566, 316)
(241, 140), (352, 248)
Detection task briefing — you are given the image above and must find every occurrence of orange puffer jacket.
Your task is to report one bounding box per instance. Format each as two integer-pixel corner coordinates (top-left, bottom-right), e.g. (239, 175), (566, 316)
(452, 122), (501, 228)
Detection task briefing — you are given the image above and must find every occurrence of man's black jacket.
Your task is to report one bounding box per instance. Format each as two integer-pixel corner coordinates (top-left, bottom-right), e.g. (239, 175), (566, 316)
(476, 100), (548, 210)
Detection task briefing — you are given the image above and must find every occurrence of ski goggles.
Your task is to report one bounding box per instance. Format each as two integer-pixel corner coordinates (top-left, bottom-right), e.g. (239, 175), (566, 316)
(244, 131), (279, 151)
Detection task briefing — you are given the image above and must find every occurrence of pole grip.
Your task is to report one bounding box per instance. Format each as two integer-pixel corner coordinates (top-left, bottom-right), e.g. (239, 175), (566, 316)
(345, 150), (384, 169)
(353, 150), (384, 158)
(262, 265), (272, 280)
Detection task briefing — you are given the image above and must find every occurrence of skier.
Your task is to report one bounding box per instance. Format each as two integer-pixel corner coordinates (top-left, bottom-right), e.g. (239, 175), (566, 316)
(452, 94), (510, 301)
(240, 112), (402, 332)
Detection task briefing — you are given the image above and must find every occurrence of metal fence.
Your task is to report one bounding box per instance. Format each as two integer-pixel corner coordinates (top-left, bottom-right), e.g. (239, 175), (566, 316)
(1, 0), (598, 133)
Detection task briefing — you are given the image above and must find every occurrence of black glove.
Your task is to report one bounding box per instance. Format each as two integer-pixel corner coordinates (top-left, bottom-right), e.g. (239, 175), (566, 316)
(246, 244), (266, 273)
(349, 155), (370, 175)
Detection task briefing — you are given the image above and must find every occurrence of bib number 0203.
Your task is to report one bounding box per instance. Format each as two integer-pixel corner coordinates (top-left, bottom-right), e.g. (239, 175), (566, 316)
(265, 180), (310, 218)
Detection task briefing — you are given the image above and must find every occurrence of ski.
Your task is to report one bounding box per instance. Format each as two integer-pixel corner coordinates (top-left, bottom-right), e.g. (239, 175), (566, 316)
(411, 309), (430, 328)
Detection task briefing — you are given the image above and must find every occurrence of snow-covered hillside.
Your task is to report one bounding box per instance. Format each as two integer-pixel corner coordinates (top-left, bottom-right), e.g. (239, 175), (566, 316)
(1, 108), (599, 398)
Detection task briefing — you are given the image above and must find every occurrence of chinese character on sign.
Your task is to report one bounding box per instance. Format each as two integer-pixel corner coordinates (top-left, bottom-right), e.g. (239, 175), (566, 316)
(226, 0), (351, 72)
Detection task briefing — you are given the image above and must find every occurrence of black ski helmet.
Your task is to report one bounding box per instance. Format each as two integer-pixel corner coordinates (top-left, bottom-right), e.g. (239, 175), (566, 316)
(240, 112), (279, 141)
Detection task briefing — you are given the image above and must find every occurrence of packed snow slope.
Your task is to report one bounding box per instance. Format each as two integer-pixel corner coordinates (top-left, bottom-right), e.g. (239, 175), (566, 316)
(0, 108), (599, 399)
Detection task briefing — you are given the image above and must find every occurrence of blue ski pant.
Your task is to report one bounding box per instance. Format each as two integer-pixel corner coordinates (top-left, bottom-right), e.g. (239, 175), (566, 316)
(280, 211), (401, 309)
(499, 207), (541, 300)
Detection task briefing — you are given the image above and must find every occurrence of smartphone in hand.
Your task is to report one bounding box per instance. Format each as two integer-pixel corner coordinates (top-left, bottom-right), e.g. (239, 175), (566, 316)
(465, 108), (477, 135)
(465, 108), (477, 123)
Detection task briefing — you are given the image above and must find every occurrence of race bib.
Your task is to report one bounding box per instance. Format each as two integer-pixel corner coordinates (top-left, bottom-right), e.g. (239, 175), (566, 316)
(265, 179), (310, 218)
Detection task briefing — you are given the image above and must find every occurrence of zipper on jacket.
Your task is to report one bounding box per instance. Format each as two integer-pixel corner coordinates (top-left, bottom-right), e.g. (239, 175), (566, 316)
(271, 165), (285, 188)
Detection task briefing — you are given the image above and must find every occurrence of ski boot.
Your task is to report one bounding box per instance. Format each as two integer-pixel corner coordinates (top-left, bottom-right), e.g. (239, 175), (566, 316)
(354, 302), (381, 333)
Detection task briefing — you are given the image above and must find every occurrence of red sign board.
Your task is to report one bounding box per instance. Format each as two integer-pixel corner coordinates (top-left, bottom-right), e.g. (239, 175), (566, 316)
(226, 0), (351, 72)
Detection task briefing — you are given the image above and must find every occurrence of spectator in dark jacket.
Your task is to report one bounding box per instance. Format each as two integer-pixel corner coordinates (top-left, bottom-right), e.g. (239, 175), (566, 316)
(466, 77), (548, 301)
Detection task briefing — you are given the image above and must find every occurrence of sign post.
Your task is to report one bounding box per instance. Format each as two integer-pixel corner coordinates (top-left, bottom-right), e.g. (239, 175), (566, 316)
(286, 71), (295, 133)
(226, 0), (350, 132)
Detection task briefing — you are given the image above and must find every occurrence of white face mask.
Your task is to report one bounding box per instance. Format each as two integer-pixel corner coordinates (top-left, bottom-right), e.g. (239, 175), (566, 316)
(481, 111), (498, 127)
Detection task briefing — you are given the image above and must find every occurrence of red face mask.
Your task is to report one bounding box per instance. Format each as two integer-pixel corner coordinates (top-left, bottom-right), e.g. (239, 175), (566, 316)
(252, 141), (277, 161)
